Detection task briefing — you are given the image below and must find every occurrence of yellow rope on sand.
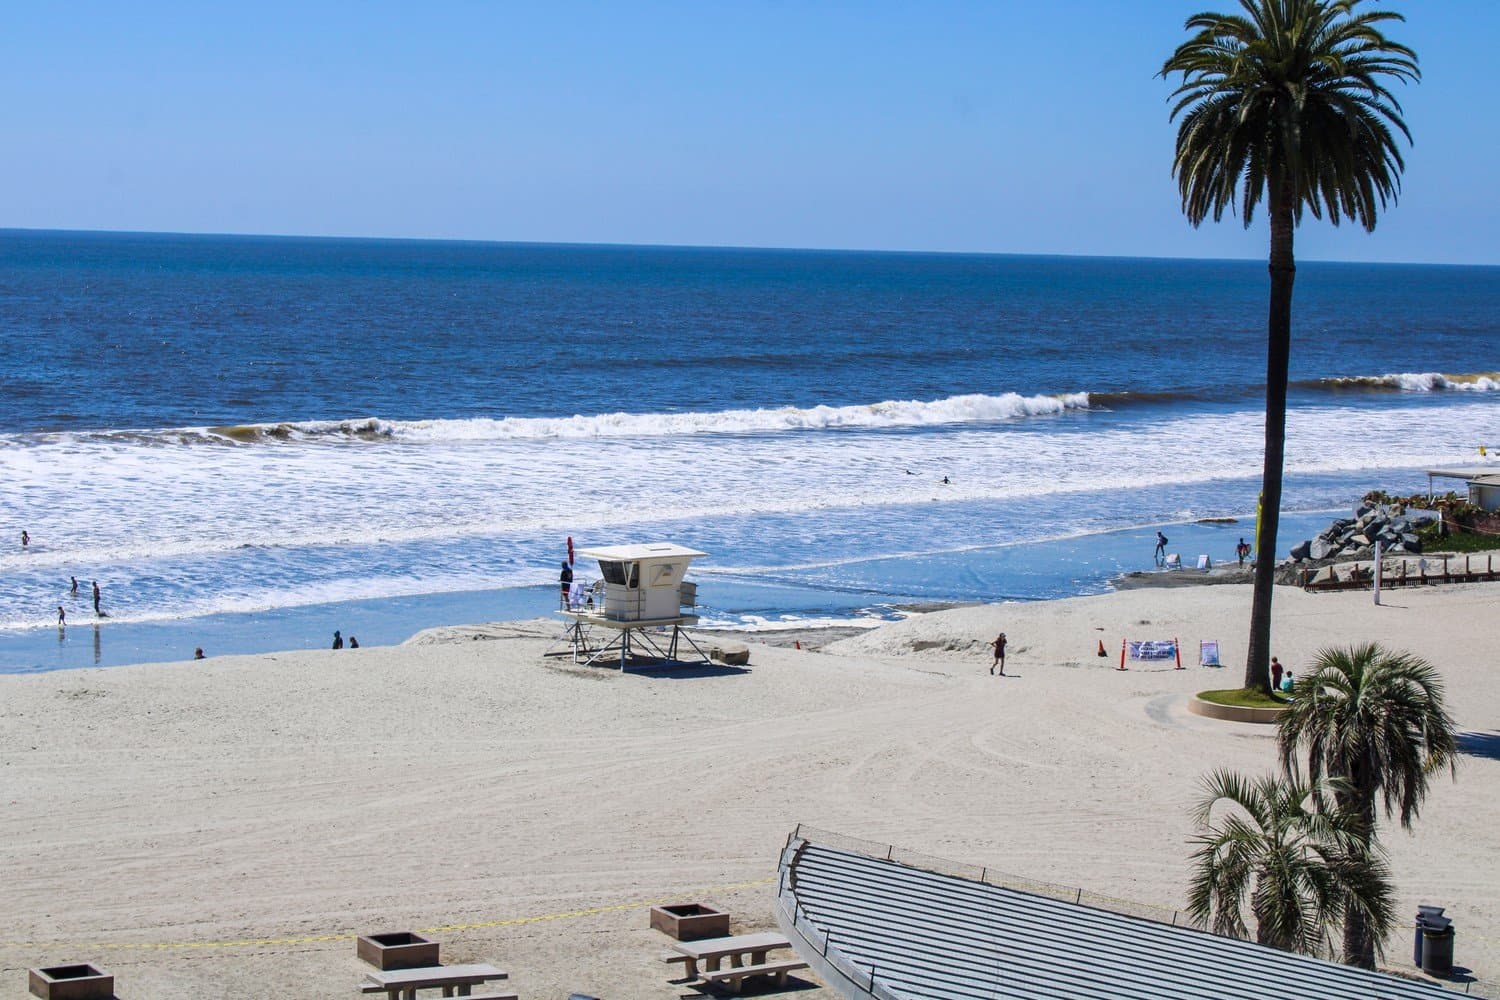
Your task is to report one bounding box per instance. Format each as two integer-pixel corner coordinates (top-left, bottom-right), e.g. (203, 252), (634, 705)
(1, 877), (776, 953)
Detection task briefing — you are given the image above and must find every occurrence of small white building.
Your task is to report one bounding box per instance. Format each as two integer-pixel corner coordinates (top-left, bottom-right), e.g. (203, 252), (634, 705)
(575, 542), (705, 622)
(1425, 466), (1500, 512)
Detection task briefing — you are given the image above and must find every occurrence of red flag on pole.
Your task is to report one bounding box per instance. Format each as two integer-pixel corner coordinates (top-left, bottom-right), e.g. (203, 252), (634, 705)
(567, 536), (574, 565)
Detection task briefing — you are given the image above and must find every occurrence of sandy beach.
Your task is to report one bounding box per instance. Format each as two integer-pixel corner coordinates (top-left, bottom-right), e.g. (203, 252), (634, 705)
(2, 582), (1497, 998)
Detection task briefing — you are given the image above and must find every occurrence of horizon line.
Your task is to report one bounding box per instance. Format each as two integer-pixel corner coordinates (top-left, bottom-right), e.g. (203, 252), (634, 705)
(3, 225), (1490, 270)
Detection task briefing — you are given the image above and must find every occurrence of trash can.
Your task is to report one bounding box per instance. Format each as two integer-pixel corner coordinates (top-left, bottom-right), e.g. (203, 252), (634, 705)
(1414, 905), (1446, 966)
(1421, 917), (1454, 976)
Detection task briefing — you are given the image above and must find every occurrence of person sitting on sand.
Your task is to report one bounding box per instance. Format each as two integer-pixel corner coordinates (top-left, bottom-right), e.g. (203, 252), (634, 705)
(991, 632), (1007, 676)
(348, 636), (359, 649)
(194, 647), (205, 660)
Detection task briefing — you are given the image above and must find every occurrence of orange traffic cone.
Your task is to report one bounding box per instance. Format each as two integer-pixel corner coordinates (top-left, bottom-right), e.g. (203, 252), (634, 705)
(794, 640), (802, 650)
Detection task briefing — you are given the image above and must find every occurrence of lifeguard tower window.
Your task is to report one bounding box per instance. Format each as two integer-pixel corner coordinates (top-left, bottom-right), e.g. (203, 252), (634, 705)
(599, 560), (639, 588)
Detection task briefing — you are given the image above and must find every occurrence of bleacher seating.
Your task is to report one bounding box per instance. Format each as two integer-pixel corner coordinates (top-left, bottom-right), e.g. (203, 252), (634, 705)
(776, 835), (1455, 1000)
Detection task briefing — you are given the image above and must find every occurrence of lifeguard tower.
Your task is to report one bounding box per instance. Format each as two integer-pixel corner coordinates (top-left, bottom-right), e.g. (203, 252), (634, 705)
(558, 542), (710, 670)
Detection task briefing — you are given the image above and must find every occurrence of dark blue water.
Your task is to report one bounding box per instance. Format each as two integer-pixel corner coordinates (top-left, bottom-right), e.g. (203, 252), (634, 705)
(2, 230), (1496, 671)
(4, 229), (1497, 432)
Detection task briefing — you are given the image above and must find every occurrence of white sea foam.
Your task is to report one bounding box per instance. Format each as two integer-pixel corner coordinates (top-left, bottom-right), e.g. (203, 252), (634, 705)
(1, 392), (1494, 632)
(328, 392), (1094, 440)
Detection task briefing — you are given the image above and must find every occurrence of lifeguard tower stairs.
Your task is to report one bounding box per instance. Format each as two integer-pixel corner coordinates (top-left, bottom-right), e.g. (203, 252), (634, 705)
(556, 542), (711, 670)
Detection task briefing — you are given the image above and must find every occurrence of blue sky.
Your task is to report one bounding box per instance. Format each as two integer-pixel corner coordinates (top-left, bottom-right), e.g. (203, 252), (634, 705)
(4, 2), (1495, 263)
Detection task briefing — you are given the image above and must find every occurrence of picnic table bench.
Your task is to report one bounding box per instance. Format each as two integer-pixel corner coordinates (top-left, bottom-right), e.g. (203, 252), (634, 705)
(664, 932), (806, 989)
(359, 962), (509, 999)
(700, 958), (808, 993)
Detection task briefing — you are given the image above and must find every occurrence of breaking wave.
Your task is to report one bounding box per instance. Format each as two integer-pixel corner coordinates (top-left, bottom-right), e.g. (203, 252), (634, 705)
(12, 392), (1096, 447)
(1309, 371), (1500, 393)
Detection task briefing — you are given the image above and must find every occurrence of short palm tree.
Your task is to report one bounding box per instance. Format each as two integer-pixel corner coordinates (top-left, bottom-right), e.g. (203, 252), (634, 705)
(1279, 643), (1457, 967)
(1161, 1), (1419, 693)
(1188, 768), (1394, 956)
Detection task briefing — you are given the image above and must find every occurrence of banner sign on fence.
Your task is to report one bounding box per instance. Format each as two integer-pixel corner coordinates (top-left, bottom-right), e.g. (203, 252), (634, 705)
(1127, 640), (1178, 660)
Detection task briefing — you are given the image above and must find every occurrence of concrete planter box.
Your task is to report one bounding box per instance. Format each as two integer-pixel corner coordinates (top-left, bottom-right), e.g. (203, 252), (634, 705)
(28, 965), (114, 1000)
(356, 931), (440, 971)
(1188, 696), (1287, 725)
(651, 902), (730, 940)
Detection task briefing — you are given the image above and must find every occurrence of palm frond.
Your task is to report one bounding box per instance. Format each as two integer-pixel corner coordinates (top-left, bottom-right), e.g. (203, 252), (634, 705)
(1161, 0), (1416, 230)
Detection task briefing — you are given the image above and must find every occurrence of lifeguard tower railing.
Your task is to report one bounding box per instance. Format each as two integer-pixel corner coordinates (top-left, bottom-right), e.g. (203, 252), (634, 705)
(561, 579), (698, 620)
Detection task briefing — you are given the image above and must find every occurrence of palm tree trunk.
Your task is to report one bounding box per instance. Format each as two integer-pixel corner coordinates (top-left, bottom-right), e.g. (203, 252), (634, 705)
(1245, 184), (1295, 692)
(1339, 776), (1380, 969)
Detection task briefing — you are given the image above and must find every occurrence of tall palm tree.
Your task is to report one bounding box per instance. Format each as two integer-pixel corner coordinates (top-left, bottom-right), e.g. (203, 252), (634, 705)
(1161, 1), (1419, 693)
(1278, 643), (1457, 968)
(1188, 768), (1394, 956)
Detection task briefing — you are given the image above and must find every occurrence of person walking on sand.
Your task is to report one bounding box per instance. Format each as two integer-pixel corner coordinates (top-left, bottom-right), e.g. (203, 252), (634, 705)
(1154, 531), (1168, 565)
(1271, 656), (1283, 691)
(92, 580), (102, 616)
(991, 632), (1008, 676)
(332, 630), (343, 650)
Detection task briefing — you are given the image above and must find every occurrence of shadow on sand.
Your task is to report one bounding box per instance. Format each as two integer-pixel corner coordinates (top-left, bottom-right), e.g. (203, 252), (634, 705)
(1457, 731), (1500, 762)
(632, 661), (751, 680)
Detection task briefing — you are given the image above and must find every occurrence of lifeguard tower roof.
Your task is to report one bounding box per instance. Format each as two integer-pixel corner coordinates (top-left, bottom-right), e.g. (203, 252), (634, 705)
(577, 542), (706, 561)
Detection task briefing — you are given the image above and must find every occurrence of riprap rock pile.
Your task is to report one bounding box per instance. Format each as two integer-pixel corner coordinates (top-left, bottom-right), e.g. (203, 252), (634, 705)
(1288, 502), (1436, 563)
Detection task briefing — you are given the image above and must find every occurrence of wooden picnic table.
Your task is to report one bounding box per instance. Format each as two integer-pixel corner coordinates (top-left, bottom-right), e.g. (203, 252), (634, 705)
(669, 932), (792, 977)
(359, 962), (508, 999)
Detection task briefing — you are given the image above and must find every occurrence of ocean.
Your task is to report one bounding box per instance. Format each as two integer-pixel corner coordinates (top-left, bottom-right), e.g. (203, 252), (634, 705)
(1, 230), (1496, 671)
